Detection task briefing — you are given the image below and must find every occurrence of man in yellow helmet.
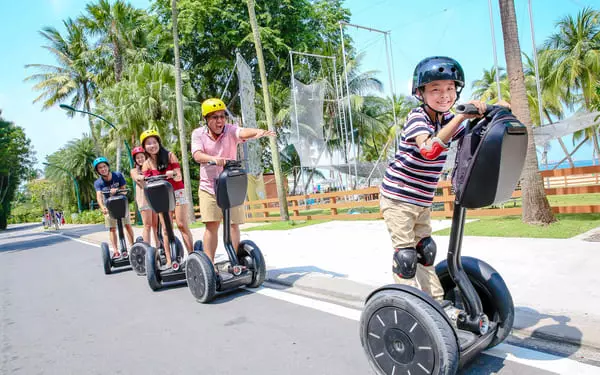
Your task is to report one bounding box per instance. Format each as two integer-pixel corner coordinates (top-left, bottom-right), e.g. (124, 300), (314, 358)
(191, 98), (275, 266)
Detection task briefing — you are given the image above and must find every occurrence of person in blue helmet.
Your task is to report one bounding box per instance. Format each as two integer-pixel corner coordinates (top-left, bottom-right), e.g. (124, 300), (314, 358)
(93, 157), (135, 258)
(380, 56), (510, 303)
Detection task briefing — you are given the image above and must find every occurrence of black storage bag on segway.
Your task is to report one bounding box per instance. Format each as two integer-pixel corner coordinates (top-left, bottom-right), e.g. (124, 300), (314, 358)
(451, 107), (528, 209)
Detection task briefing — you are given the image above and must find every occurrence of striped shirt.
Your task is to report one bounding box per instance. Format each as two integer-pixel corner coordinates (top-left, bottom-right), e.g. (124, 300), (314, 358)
(381, 106), (465, 207)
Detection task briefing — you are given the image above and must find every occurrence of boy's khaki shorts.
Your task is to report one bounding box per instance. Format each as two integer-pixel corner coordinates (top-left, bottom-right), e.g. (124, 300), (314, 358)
(104, 205), (131, 229)
(380, 195), (432, 248)
(199, 188), (246, 224)
(380, 195), (443, 302)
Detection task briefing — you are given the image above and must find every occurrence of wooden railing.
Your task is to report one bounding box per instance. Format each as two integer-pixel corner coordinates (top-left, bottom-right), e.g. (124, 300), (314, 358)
(241, 165), (600, 222)
(130, 166), (600, 222)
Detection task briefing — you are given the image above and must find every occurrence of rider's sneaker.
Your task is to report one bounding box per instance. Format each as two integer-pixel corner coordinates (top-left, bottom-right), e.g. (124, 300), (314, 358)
(112, 252), (121, 259)
(122, 251), (128, 258)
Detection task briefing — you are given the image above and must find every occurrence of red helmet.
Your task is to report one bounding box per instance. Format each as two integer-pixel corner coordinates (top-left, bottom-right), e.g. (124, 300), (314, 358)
(132, 146), (145, 157)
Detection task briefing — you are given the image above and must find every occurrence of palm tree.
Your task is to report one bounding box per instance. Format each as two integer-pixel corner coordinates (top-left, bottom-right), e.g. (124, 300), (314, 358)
(80, 0), (146, 170)
(97, 62), (200, 149)
(542, 7), (600, 164)
(45, 136), (98, 209)
(471, 66), (510, 103)
(24, 19), (99, 145)
(498, 0), (555, 224)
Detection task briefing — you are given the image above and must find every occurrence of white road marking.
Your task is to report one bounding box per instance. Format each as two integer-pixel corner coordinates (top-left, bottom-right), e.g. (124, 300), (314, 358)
(485, 343), (600, 374)
(45, 231), (600, 374)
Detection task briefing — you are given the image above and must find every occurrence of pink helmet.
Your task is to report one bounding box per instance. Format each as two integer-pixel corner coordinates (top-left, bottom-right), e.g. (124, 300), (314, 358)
(132, 146), (145, 157)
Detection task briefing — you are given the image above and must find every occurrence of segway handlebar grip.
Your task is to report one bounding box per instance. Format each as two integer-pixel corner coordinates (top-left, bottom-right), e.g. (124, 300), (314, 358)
(455, 103), (493, 115)
(144, 174), (168, 182)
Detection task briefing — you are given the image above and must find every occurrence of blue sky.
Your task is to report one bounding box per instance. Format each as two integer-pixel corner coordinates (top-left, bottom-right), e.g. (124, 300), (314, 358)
(0, 0), (596, 171)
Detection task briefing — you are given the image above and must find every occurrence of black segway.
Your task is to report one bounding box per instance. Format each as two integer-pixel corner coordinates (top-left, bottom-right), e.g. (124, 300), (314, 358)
(186, 160), (266, 303)
(100, 189), (132, 275)
(129, 221), (165, 276)
(360, 104), (527, 374)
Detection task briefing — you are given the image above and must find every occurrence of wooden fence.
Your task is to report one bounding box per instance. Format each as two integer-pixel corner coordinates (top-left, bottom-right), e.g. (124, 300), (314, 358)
(241, 165), (600, 222)
(130, 166), (600, 222)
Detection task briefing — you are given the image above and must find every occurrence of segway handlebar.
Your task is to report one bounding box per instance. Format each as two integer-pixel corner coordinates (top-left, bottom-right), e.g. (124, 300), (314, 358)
(203, 160), (244, 168)
(101, 188), (129, 196)
(144, 174), (169, 183)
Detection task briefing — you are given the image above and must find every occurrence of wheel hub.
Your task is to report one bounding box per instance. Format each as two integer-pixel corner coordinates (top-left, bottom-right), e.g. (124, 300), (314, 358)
(366, 307), (435, 375)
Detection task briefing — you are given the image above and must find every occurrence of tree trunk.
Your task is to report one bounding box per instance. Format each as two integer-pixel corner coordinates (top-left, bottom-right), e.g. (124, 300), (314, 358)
(171, 0), (195, 223)
(498, 0), (555, 224)
(246, 0), (289, 220)
(593, 131), (600, 166)
(115, 137), (121, 173)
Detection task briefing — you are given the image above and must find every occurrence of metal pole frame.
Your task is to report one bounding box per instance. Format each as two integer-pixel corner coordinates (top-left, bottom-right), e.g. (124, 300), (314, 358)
(339, 22), (359, 189)
(289, 50), (309, 194)
(528, 0), (544, 127)
(488, 0), (503, 101)
(340, 21), (398, 187)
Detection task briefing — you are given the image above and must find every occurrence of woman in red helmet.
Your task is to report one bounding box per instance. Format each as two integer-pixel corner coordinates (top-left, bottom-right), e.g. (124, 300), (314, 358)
(130, 145), (159, 247)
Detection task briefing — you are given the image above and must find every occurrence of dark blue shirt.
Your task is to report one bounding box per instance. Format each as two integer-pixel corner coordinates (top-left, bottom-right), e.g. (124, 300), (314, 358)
(94, 172), (127, 201)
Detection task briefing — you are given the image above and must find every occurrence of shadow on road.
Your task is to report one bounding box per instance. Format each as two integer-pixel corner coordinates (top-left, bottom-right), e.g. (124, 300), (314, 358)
(0, 234), (70, 253)
(1, 223), (41, 233)
(267, 265), (347, 285)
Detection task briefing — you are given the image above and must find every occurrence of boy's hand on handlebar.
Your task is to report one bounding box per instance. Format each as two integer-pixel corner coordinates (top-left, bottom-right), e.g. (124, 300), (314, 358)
(110, 188), (118, 195)
(459, 100), (486, 120)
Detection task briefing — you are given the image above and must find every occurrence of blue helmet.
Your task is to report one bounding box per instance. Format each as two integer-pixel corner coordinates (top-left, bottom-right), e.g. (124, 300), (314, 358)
(92, 157), (109, 172)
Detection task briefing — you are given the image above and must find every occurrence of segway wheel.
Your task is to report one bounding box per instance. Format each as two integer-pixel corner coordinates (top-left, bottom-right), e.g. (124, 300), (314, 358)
(135, 236), (144, 243)
(129, 243), (147, 276)
(185, 252), (216, 303)
(237, 240), (266, 288)
(101, 242), (112, 275)
(360, 290), (458, 375)
(145, 246), (162, 291)
(436, 257), (514, 349)
(193, 240), (204, 253)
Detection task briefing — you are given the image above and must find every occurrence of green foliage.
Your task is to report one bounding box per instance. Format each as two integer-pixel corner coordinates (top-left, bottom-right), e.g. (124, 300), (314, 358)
(0, 112), (36, 229)
(70, 209), (105, 224)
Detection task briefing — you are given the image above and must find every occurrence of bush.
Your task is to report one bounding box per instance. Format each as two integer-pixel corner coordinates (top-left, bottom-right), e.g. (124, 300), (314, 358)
(71, 209), (104, 224)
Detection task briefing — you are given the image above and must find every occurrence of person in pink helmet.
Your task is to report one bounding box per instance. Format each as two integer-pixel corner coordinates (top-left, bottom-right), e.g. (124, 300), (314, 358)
(130, 146), (159, 247)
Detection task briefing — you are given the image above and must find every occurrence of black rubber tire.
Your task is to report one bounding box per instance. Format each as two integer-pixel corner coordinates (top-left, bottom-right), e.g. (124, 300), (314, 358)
(185, 252), (216, 303)
(237, 240), (266, 288)
(135, 236), (144, 243)
(193, 240), (204, 253)
(101, 242), (112, 275)
(361, 290), (459, 375)
(129, 243), (147, 276)
(436, 256), (514, 349)
(145, 246), (162, 291)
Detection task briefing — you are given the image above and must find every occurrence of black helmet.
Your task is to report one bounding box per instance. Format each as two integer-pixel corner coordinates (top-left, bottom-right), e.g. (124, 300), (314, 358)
(412, 56), (465, 99)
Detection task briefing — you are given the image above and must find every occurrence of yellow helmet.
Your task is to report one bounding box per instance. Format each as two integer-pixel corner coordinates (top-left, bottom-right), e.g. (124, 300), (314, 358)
(201, 98), (226, 118)
(140, 129), (161, 145)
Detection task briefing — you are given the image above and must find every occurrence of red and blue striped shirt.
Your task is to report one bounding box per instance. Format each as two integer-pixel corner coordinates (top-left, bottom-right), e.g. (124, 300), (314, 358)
(381, 106), (465, 207)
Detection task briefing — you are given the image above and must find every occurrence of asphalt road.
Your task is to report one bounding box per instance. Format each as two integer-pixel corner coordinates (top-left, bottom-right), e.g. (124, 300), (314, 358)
(1, 224), (599, 375)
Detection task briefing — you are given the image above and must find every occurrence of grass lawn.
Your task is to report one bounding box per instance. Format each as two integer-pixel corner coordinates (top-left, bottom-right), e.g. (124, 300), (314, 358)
(242, 220), (329, 231)
(433, 213), (600, 238)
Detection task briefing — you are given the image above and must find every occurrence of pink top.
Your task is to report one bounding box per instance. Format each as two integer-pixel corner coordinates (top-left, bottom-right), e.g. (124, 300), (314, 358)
(191, 124), (244, 195)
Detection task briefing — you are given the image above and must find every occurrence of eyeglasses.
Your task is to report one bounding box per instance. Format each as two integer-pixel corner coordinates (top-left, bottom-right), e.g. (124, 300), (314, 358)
(208, 114), (227, 121)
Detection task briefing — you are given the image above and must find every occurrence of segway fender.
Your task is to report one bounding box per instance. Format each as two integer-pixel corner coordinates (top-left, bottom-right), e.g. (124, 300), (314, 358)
(365, 284), (459, 343)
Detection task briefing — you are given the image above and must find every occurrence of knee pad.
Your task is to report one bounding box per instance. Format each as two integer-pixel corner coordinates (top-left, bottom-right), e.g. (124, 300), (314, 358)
(393, 248), (418, 279)
(416, 237), (437, 266)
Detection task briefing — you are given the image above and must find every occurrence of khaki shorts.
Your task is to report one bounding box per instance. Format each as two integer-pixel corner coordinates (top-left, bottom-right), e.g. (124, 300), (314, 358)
(104, 205), (131, 229)
(380, 195), (432, 248)
(380, 195), (443, 301)
(199, 188), (245, 224)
